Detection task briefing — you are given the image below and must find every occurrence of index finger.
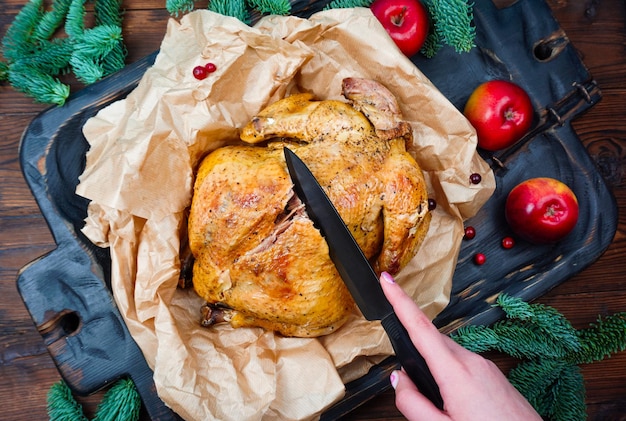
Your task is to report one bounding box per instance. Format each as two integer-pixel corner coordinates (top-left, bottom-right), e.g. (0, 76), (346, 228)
(379, 272), (455, 370)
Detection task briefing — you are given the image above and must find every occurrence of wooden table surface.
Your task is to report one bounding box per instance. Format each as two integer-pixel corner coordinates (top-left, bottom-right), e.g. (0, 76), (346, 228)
(1, 1), (625, 420)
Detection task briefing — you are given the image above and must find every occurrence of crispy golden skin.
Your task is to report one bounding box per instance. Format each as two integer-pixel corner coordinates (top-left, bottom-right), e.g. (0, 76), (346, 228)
(188, 78), (431, 337)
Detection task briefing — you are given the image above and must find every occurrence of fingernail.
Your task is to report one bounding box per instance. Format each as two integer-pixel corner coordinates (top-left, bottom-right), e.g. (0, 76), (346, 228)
(381, 271), (395, 284)
(390, 370), (399, 389)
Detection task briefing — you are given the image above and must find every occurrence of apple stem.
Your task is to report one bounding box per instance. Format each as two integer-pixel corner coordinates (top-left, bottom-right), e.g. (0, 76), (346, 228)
(392, 7), (408, 27)
(545, 203), (564, 220)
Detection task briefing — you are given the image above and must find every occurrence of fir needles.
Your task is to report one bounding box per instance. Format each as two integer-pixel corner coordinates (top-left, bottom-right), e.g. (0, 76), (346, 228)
(421, 0), (476, 57)
(0, 0), (126, 105)
(452, 294), (626, 420)
(47, 378), (141, 421)
(167, 0), (293, 23)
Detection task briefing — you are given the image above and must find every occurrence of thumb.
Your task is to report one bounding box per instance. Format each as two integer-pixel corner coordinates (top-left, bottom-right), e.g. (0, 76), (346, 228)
(391, 370), (447, 421)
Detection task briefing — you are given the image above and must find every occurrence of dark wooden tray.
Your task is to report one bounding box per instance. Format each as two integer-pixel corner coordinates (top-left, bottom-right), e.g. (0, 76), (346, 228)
(16, 0), (618, 419)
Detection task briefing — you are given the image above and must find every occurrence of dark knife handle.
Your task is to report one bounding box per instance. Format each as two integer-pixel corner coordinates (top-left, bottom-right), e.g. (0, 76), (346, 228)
(381, 312), (444, 410)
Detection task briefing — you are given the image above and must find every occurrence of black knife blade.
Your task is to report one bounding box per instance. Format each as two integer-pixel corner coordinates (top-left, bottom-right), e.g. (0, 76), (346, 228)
(283, 147), (444, 410)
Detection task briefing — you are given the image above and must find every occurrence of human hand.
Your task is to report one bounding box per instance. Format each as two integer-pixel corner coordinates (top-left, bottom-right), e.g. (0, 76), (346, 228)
(379, 272), (541, 421)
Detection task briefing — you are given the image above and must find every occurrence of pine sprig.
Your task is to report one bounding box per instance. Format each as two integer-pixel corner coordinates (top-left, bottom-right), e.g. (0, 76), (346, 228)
(95, 0), (125, 28)
(421, 0), (476, 57)
(496, 293), (582, 356)
(0, 0), (127, 105)
(47, 378), (141, 421)
(208, 0), (250, 24)
(65, 0), (86, 38)
(70, 54), (105, 84)
(47, 380), (89, 421)
(248, 0), (292, 15)
(13, 38), (74, 75)
(324, 0), (373, 8)
(32, 0), (73, 42)
(507, 358), (568, 408)
(0, 62), (8, 81)
(73, 25), (123, 57)
(8, 62), (70, 104)
(455, 321), (580, 359)
(2, 0), (45, 62)
(166, 0), (196, 17)
(99, 41), (127, 76)
(92, 379), (142, 421)
(547, 364), (586, 421)
(70, 24), (125, 83)
(452, 294), (626, 421)
(573, 312), (626, 364)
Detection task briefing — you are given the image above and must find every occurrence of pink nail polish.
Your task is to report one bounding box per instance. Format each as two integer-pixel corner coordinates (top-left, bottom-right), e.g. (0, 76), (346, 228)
(390, 370), (399, 389)
(381, 271), (395, 284)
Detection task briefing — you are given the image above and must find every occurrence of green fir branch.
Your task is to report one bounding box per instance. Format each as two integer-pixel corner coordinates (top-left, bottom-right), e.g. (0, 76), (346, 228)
(0, 0), (126, 104)
(420, 30), (443, 58)
(166, 0), (196, 16)
(421, 0), (475, 56)
(453, 294), (581, 360)
(70, 53), (104, 84)
(47, 378), (141, 421)
(432, 0), (475, 52)
(12, 38), (73, 75)
(496, 294), (581, 355)
(92, 378), (141, 421)
(494, 323), (578, 359)
(573, 312), (626, 365)
(0, 62), (8, 81)
(324, 0), (373, 9)
(547, 364), (586, 421)
(94, 0), (125, 28)
(507, 359), (568, 409)
(8, 62), (70, 105)
(32, 0), (73, 42)
(452, 295), (626, 421)
(99, 40), (127, 76)
(70, 24), (124, 83)
(47, 380), (89, 421)
(247, 0), (292, 15)
(455, 321), (579, 360)
(73, 25), (122, 57)
(92, 1), (127, 76)
(208, 0), (250, 24)
(65, 0), (86, 38)
(452, 324), (500, 353)
(2, 0), (45, 62)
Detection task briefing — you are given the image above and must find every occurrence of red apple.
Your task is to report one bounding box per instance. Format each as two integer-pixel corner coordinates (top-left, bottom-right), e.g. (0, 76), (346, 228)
(463, 80), (534, 151)
(370, 0), (429, 57)
(505, 177), (579, 244)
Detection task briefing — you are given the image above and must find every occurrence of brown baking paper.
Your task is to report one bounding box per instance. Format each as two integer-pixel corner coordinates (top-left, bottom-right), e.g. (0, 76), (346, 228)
(76, 8), (495, 421)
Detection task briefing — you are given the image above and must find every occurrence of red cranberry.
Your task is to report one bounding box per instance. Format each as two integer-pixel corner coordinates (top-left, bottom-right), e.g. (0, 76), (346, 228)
(464, 226), (476, 240)
(428, 198), (437, 211)
(501, 236), (515, 249)
(205, 62), (217, 73)
(473, 253), (486, 265)
(470, 173), (482, 184)
(193, 65), (208, 80)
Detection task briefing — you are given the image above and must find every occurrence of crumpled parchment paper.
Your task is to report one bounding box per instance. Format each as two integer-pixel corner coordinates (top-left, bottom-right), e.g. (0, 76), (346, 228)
(76, 8), (495, 421)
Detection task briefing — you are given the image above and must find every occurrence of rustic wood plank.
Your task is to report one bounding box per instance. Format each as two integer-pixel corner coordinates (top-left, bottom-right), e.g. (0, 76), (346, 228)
(0, 356), (59, 420)
(0, 127), (57, 235)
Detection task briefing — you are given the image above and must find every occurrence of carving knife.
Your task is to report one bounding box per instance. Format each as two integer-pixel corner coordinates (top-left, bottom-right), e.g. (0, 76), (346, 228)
(283, 147), (444, 410)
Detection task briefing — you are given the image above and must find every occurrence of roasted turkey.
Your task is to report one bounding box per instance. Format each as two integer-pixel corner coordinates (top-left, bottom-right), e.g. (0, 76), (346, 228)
(186, 78), (431, 337)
